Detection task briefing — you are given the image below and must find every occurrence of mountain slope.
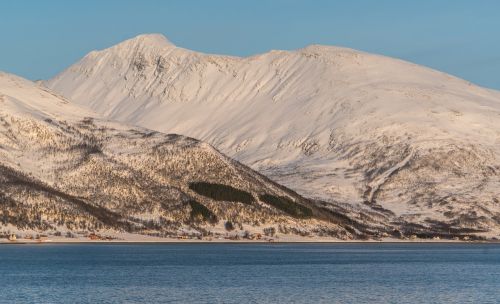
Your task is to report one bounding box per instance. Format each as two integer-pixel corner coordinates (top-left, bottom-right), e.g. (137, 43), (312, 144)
(46, 34), (500, 239)
(1, 71), (366, 241)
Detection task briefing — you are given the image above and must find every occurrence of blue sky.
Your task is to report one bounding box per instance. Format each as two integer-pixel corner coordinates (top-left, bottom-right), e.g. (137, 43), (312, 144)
(1, 0), (499, 89)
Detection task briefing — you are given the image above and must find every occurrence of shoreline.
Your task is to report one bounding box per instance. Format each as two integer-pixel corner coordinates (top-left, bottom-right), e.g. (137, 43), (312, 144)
(2, 239), (499, 245)
(3, 229), (498, 245)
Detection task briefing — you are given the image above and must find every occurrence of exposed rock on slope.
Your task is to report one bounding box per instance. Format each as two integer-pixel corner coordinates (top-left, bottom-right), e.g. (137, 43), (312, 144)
(0, 72), (363, 240)
(47, 34), (500, 238)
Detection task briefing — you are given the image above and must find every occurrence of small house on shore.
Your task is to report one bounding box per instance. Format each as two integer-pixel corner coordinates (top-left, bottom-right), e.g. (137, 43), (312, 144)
(88, 233), (101, 240)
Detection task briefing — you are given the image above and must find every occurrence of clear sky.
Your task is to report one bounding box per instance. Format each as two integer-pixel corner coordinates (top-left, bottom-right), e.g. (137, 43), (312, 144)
(1, 0), (499, 89)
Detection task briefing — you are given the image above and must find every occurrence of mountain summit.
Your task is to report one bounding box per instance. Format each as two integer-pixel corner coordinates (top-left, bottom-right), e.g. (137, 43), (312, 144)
(113, 33), (175, 50)
(46, 34), (500, 239)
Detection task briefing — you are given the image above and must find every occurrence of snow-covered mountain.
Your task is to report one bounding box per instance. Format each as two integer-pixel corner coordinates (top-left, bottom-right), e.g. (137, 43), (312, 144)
(2, 71), (372, 241)
(46, 34), (500, 239)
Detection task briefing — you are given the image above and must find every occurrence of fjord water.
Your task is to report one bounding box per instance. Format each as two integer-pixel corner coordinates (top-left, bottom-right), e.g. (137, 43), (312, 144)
(0, 244), (499, 303)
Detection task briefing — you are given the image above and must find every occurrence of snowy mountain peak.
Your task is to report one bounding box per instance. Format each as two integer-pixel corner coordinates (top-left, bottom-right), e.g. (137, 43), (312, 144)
(121, 33), (175, 48)
(82, 33), (176, 63)
(46, 36), (500, 238)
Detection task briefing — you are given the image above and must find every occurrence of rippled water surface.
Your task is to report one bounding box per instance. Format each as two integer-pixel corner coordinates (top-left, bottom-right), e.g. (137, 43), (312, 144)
(0, 243), (499, 303)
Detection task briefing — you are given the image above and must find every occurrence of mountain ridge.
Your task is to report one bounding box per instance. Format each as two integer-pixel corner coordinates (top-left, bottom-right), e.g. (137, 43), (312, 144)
(46, 34), (500, 239)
